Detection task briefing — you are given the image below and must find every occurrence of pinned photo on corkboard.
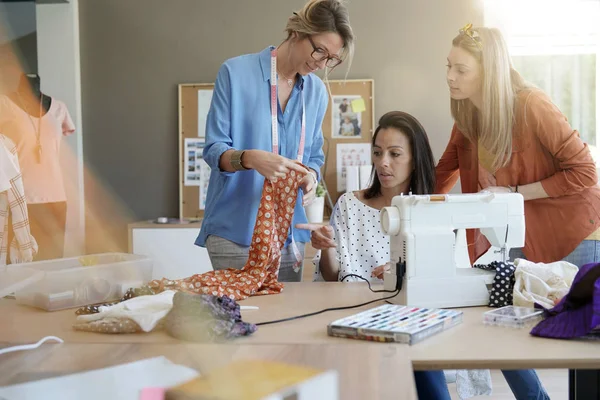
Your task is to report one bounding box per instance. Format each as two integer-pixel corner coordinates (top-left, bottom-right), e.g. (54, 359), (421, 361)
(319, 79), (374, 208)
(332, 95), (363, 139)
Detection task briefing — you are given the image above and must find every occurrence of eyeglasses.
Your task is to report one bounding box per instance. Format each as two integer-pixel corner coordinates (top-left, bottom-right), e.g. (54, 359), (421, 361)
(307, 36), (343, 69)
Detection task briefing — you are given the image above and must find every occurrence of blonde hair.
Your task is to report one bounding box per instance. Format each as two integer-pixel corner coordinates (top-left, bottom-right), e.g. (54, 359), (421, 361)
(451, 27), (529, 170)
(285, 0), (355, 77)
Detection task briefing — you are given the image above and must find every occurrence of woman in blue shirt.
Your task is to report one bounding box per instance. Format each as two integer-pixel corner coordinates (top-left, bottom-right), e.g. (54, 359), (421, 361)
(196, 0), (355, 282)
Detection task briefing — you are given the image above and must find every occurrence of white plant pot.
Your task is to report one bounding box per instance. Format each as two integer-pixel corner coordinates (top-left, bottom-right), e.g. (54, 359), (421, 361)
(304, 196), (325, 224)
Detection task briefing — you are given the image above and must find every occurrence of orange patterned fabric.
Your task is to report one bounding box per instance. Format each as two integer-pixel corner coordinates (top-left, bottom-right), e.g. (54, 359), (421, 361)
(148, 169), (306, 301)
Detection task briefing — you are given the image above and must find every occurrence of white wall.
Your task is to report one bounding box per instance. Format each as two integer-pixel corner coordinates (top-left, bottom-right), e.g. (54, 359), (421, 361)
(36, 0), (84, 256)
(0, 2), (36, 44)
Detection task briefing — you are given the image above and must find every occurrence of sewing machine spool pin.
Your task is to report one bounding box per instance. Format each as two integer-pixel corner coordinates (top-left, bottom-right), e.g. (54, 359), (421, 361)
(493, 224), (511, 263)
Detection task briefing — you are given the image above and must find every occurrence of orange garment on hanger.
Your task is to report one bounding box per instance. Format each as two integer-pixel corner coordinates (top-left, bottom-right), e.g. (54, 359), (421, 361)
(149, 168), (306, 301)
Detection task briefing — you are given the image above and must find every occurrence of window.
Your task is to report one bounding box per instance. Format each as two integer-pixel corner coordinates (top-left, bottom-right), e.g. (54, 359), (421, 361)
(484, 0), (600, 148)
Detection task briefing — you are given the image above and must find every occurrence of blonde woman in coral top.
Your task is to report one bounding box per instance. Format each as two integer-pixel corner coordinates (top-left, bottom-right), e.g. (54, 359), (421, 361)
(434, 23), (600, 400)
(437, 24), (600, 270)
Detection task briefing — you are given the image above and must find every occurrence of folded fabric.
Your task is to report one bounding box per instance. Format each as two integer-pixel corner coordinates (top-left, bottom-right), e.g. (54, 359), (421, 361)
(75, 286), (156, 315)
(513, 258), (578, 309)
(473, 261), (516, 307)
(166, 291), (257, 342)
(74, 290), (176, 333)
(148, 169), (306, 301)
(531, 262), (600, 339)
(73, 317), (147, 334)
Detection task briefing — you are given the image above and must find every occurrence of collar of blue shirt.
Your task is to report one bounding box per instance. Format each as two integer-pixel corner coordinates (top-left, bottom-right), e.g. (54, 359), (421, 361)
(259, 46), (305, 90)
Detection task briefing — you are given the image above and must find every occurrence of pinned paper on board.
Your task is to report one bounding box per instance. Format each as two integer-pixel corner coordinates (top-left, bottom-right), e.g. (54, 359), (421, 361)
(336, 143), (371, 192)
(184, 139), (211, 210)
(197, 90), (213, 138)
(332, 95), (363, 139)
(184, 138), (204, 187)
(350, 98), (366, 113)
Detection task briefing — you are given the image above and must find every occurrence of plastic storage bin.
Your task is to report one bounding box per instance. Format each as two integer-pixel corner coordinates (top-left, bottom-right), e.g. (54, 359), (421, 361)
(14, 253), (153, 311)
(0, 266), (44, 298)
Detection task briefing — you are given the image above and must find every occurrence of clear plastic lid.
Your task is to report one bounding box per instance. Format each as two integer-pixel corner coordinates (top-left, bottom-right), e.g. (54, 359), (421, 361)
(483, 305), (544, 328)
(0, 266), (44, 298)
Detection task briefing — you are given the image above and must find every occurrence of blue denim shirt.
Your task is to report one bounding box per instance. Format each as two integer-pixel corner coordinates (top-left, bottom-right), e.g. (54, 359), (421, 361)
(196, 46), (327, 248)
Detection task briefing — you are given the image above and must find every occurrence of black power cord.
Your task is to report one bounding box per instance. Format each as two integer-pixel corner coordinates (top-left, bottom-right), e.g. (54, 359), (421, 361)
(340, 273), (398, 293)
(255, 274), (400, 326)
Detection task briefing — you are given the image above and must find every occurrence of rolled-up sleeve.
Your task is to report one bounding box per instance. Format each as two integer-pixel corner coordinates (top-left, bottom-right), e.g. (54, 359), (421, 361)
(203, 64), (234, 176)
(527, 92), (598, 197)
(306, 87), (327, 182)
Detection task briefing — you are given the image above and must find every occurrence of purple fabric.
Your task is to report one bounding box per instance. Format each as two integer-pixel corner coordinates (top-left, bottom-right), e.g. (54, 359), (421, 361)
(530, 262), (600, 339)
(165, 291), (257, 342)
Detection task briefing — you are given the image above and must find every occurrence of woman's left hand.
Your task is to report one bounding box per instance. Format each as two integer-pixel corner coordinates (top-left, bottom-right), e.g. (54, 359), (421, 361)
(300, 170), (318, 206)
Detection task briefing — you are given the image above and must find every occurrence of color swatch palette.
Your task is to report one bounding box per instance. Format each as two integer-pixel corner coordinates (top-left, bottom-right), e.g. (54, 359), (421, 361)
(328, 304), (463, 345)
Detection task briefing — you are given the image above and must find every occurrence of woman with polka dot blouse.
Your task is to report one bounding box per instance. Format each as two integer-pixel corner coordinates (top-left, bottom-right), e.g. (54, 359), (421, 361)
(298, 111), (436, 282)
(298, 111), (452, 399)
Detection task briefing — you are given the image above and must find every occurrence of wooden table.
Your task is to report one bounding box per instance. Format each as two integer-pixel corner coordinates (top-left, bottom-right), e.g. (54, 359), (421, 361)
(3, 282), (600, 399)
(1, 282), (382, 345)
(4, 283), (600, 369)
(0, 343), (416, 400)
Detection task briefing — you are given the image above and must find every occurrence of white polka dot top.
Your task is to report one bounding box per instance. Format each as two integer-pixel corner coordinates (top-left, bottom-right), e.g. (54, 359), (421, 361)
(314, 191), (391, 282)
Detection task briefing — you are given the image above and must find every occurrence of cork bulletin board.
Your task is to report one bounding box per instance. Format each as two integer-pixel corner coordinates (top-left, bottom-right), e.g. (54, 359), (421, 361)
(178, 79), (374, 219)
(178, 83), (214, 220)
(321, 79), (375, 206)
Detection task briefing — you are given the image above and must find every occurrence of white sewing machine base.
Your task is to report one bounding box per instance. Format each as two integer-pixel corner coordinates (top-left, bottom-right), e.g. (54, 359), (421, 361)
(384, 268), (495, 309)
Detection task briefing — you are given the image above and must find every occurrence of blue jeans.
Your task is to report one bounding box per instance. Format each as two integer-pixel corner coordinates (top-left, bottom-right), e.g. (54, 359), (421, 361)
(510, 239), (600, 268)
(501, 370), (549, 400)
(414, 371), (451, 400)
(414, 370), (548, 400)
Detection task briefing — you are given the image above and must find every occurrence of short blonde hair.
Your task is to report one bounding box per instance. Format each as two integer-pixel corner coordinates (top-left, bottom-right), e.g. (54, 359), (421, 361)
(285, 0), (355, 71)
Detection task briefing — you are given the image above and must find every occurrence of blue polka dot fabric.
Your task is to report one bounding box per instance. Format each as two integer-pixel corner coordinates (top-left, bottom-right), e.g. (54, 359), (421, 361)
(474, 261), (516, 307)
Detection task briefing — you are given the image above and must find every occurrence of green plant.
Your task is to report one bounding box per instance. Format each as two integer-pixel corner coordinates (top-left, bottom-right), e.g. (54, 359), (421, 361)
(315, 182), (326, 197)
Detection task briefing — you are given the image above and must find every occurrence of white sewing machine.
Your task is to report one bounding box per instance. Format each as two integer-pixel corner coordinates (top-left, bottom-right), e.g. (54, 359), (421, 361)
(380, 193), (525, 308)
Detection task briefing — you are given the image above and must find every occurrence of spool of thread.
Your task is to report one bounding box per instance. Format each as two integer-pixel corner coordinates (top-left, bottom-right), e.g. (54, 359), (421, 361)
(156, 217), (169, 224)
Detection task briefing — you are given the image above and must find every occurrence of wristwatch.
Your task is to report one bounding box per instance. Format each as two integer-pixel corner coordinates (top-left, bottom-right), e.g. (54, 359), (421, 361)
(230, 150), (248, 171)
